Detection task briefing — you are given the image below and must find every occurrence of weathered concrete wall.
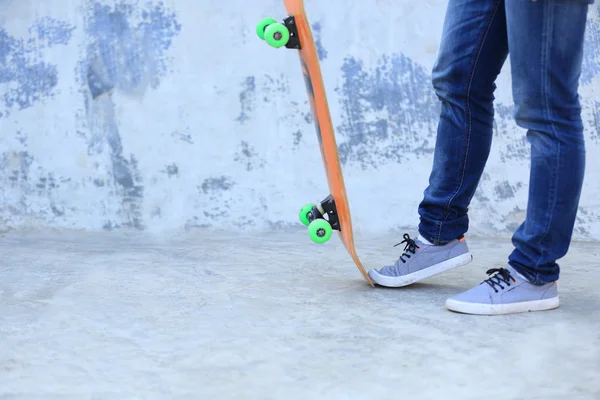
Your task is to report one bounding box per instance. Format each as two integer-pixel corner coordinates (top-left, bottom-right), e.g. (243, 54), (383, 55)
(1, 0), (600, 240)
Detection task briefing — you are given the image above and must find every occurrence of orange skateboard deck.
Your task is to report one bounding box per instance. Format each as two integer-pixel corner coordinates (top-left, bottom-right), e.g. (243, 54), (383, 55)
(256, 1), (375, 286)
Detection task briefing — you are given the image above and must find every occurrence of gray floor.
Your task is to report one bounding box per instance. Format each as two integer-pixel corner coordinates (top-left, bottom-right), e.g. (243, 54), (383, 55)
(1, 229), (599, 399)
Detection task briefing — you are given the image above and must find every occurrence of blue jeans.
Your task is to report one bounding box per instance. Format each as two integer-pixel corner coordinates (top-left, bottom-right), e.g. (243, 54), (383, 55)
(418, 0), (591, 285)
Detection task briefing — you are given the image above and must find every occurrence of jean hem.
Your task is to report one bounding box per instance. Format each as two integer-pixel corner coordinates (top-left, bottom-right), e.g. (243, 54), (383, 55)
(509, 261), (558, 286)
(418, 223), (458, 246)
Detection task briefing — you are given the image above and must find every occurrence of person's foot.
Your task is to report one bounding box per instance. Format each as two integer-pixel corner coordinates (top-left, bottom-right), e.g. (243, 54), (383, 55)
(445, 266), (559, 315)
(368, 233), (473, 287)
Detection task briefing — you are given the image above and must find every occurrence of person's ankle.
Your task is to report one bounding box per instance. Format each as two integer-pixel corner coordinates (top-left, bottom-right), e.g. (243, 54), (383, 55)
(417, 234), (434, 245)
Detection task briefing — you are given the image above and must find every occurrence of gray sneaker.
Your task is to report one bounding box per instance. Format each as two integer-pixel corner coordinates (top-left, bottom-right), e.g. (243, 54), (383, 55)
(368, 233), (473, 287)
(445, 266), (559, 315)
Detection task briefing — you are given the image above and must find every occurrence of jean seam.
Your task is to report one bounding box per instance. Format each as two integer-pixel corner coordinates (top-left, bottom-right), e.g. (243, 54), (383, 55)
(435, 0), (503, 244)
(531, 0), (560, 281)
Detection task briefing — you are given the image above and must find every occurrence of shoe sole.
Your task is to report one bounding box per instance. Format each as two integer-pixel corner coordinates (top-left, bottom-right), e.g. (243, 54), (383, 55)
(445, 296), (560, 315)
(369, 252), (473, 288)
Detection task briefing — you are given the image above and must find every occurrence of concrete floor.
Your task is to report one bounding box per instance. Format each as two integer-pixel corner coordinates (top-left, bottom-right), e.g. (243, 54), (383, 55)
(1, 229), (599, 399)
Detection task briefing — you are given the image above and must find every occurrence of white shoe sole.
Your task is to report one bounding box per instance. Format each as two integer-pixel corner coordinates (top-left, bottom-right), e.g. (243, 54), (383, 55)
(445, 296), (560, 315)
(369, 252), (473, 288)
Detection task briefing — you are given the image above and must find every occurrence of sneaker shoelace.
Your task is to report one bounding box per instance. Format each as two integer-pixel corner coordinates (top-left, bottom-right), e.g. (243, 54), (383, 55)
(394, 233), (421, 263)
(484, 268), (517, 293)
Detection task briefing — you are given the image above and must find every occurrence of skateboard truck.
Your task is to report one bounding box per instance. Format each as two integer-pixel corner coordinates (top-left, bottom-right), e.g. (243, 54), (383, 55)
(256, 16), (301, 49)
(299, 195), (339, 244)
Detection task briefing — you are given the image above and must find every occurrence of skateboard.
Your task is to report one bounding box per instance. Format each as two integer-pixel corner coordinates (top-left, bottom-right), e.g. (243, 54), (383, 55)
(256, 0), (375, 287)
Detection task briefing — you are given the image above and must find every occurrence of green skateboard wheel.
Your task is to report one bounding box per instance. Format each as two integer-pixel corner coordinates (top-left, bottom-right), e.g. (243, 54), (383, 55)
(299, 203), (316, 226)
(308, 219), (333, 244)
(256, 17), (277, 40)
(264, 23), (290, 48)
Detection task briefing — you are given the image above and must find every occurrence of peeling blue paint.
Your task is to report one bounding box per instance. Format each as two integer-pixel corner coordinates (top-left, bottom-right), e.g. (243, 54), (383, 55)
(262, 74), (289, 98)
(234, 141), (264, 171)
(163, 164), (179, 177)
(0, 17), (74, 113)
(28, 17), (75, 46)
(83, 1), (181, 98)
(172, 130), (194, 144)
(237, 76), (256, 123)
(195, 176), (237, 225)
(337, 54), (439, 168)
(311, 22), (327, 61)
(1, 3), (598, 237)
(575, 208), (593, 237)
(494, 181), (523, 200)
(0, 147), (66, 221)
(87, 96), (144, 230)
(581, 6), (600, 85)
(200, 176), (235, 194)
(492, 103), (531, 163)
(80, 1), (181, 230)
(93, 178), (105, 187)
(2, 151), (33, 186)
(591, 100), (600, 143)
(293, 130), (303, 147)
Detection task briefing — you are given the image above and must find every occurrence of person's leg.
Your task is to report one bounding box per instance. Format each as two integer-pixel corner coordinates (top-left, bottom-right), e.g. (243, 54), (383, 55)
(446, 0), (590, 315)
(507, 0), (589, 285)
(417, 0), (509, 245)
(369, 0), (509, 287)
